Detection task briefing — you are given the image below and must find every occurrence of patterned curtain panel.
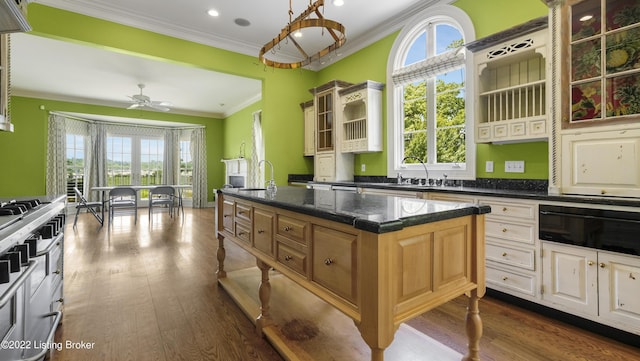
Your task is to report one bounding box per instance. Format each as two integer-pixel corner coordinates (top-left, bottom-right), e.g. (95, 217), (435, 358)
(163, 129), (180, 185)
(46, 114), (67, 197)
(86, 123), (106, 202)
(250, 110), (264, 188)
(190, 128), (208, 208)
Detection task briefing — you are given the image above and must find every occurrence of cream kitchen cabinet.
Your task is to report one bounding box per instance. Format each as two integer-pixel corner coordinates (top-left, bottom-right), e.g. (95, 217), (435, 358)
(301, 100), (315, 156)
(542, 242), (640, 334)
(338, 81), (384, 153)
(469, 21), (549, 144)
(310, 80), (354, 182)
(561, 127), (640, 197)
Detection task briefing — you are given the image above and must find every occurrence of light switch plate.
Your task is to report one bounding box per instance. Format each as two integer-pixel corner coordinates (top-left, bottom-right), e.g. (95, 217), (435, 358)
(505, 160), (525, 173)
(485, 161), (494, 173)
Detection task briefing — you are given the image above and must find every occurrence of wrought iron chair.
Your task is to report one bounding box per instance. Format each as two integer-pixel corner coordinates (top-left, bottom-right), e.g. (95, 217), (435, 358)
(148, 186), (176, 220)
(108, 187), (138, 225)
(73, 187), (104, 227)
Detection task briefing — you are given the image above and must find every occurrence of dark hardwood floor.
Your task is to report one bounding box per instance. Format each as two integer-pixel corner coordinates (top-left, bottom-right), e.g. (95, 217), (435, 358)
(54, 208), (640, 361)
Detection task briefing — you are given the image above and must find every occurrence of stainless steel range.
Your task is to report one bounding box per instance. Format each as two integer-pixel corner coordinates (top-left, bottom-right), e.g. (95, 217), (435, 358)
(0, 195), (66, 361)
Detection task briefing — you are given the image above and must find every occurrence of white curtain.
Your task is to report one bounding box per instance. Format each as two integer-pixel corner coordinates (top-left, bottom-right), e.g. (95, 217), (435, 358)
(45, 114), (67, 196)
(86, 123), (106, 202)
(190, 128), (208, 208)
(163, 129), (180, 185)
(250, 110), (264, 188)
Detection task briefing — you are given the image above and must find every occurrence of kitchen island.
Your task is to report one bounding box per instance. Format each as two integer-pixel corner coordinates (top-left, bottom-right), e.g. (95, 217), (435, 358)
(216, 187), (490, 361)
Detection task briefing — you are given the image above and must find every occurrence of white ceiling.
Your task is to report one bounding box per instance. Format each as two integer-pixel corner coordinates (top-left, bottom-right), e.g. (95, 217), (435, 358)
(11, 0), (451, 120)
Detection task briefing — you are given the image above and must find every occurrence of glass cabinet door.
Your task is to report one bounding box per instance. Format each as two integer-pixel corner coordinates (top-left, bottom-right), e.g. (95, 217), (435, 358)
(316, 91), (334, 151)
(566, 0), (640, 125)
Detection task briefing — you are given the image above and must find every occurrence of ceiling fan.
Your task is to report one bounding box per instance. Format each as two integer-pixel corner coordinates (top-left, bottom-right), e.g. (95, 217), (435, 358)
(127, 83), (172, 112)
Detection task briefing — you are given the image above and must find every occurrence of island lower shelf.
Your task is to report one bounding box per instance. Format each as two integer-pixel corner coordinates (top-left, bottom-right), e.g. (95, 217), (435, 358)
(216, 192), (486, 361)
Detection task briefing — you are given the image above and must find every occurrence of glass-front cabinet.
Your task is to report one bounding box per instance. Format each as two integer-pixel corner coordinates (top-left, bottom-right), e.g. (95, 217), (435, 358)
(563, 0), (640, 127)
(316, 90), (334, 152)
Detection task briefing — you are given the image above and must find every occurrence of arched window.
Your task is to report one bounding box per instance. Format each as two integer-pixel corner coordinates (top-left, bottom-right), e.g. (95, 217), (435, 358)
(386, 5), (475, 181)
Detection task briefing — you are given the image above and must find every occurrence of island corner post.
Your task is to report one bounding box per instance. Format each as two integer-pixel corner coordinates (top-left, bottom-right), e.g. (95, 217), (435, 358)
(215, 189), (487, 361)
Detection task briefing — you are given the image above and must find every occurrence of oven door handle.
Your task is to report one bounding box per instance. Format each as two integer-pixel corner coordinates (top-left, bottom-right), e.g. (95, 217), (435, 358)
(34, 233), (63, 257)
(18, 311), (63, 361)
(540, 210), (640, 224)
(0, 259), (39, 308)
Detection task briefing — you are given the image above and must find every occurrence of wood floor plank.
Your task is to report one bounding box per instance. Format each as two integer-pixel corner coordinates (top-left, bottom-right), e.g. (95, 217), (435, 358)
(53, 209), (640, 361)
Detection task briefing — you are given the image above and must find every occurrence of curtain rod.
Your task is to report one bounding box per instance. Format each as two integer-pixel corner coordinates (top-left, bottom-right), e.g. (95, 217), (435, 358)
(49, 111), (205, 130)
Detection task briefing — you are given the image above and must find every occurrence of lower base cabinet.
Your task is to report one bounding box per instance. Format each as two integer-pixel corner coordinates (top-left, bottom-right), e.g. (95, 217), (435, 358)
(542, 242), (640, 334)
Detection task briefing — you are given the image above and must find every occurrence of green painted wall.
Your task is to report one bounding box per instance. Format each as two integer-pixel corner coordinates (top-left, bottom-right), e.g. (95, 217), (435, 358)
(2, 0), (554, 199)
(0, 96), (223, 198)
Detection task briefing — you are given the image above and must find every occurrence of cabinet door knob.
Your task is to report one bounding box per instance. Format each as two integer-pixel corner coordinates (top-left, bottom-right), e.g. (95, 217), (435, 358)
(283, 226), (292, 232)
(502, 207), (508, 212)
(284, 255), (292, 261)
(257, 229), (264, 234)
(54, 270), (61, 275)
(324, 258), (334, 266)
(224, 214), (231, 218)
(502, 276), (508, 281)
(502, 228), (508, 233)
(502, 252), (507, 257)
(588, 261), (594, 266)
(599, 262), (606, 268)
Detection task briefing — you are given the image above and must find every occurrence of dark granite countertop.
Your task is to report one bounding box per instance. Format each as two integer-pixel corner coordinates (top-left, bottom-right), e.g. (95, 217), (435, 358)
(218, 187), (490, 234)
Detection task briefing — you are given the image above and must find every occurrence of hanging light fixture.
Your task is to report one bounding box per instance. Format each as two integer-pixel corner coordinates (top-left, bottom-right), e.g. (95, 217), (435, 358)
(259, 0), (346, 69)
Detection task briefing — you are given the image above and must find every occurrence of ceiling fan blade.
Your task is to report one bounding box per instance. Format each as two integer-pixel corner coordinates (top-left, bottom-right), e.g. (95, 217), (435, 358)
(152, 100), (173, 107)
(149, 104), (171, 112)
(127, 103), (142, 110)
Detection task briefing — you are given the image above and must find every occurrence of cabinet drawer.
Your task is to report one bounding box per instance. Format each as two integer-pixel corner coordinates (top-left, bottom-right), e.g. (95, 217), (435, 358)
(486, 265), (536, 297)
(312, 225), (358, 303)
(480, 199), (536, 221)
(276, 242), (307, 277)
(486, 220), (535, 244)
(530, 119), (546, 135)
(486, 242), (535, 270)
(510, 121), (526, 137)
(477, 125), (491, 141)
(221, 200), (234, 233)
(235, 222), (251, 244)
(493, 124), (508, 138)
(235, 202), (252, 222)
(277, 215), (308, 245)
(253, 208), (274, 256)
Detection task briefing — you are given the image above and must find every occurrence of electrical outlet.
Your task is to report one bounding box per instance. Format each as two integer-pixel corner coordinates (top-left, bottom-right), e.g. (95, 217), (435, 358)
(361, 163), (366, 172)
(505, 160), (525, 173)
(485, 161), (494, 173)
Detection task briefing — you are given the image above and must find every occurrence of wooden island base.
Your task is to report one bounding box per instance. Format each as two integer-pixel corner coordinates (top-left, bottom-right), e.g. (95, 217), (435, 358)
(219, 267), (463, 361)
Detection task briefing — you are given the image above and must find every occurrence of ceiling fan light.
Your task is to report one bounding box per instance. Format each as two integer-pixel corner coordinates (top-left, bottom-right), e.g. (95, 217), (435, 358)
(207, 9), (219, 17)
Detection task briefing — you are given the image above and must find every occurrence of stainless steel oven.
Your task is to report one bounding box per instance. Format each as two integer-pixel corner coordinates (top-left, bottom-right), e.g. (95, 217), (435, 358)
(539, 204), (640, 256)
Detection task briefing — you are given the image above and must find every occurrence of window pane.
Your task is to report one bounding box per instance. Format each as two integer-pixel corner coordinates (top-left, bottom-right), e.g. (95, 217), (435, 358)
(66, 133), (85, 202)
(435, 24), (463, 54)
(140, 138), (164, 192)
(179, 140), (193, 198)
(403, 81), (427, 161)
(405, 31), (426, 66)
(107, 136), (132, 186)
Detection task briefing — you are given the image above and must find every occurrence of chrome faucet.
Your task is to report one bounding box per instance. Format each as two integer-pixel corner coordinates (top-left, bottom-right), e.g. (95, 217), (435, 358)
(401, 156), (429, 186)
(258, 159), (276, 193)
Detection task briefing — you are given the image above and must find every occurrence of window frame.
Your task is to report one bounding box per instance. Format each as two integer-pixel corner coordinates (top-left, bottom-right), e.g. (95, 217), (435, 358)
(386, 5), (476, 181)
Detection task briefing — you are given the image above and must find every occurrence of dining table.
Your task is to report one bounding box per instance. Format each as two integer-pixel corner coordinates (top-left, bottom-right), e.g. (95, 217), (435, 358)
(91, 185), (191, 220)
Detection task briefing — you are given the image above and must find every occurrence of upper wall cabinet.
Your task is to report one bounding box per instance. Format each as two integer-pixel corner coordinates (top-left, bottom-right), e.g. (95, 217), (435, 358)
(338, 81), (384, 153)
(561, 0), (640, 129)
(301, 100), (315, 156)
(468, 18), (549, 143)
(0, 34), (12, 132)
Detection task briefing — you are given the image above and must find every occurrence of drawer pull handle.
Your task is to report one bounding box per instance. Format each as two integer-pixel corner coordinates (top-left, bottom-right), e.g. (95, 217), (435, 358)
(284, 255), (292, 261)
(56, 298), (64, 303)
(588, 261), (594, 266)
(238, 232), (246, 236)
(238, 211), (245, 215)
(502, 252), (507, 257)
(502, 228), (507, 233)
(283, 226), (292, 232)
(324, 258), (334, 266)
(224, 214), (231, 218)
(599, 262), (606, 268)
(502, 276), (508, 281)
(54, 270), (61, 275)
(630, 273), (636, 280)
(502, 207), (507, 212)
(257, 229), (265, 234)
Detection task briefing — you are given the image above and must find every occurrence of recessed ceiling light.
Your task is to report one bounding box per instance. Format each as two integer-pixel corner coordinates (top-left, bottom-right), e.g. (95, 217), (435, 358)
(293, 30), (303, 38)
(333, 0), (344, 6)
(579, 14), (593, 22)
(234, 18), (251, 27)
(207, 9), (219, 17)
